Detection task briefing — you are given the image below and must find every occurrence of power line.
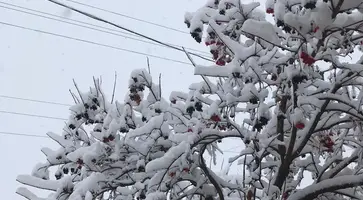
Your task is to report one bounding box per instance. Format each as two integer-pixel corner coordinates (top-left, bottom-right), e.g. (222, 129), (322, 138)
(0, 21), (194, 65)
(0, 2), (210, 56)
(0, 130), (242, 153)
(0, 130), (241, 153)
(62, 0), (190, 35)
(0, 95), (72, 107)
(47, 0), (213, 62)
(0, 110), (67, 121)
(0, 131), (48, 138)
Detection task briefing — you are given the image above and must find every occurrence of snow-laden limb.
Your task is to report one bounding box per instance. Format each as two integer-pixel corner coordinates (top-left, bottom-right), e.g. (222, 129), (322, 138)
(288, 175), (363, 200)
(16, 175), (61, 191)
(16, 187), (45, 200)
(241, 19), (283, 49)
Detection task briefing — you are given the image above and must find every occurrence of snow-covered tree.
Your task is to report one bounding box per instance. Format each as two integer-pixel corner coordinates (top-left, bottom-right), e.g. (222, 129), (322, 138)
(16, 1), (363, 200)
(16, 69), (175, 200)
(180, 0), (363, 199)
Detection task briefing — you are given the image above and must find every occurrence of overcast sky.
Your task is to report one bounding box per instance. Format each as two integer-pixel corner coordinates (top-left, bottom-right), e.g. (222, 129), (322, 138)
(0, 0), (253, 199)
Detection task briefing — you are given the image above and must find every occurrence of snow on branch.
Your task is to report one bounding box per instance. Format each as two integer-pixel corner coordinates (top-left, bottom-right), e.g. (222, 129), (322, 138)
(288, 175), (363, 200)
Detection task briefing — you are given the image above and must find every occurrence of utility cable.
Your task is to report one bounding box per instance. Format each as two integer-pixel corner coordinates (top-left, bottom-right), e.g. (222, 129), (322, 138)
(0, 21), (193, 65)
(0, 131), (48, 138)
(0, 95), (72, 106)
(62, 0), (190, 35)
(0, 110), (68, 121)
(46, 0), (213, 62)
(0, 2), (210, 56)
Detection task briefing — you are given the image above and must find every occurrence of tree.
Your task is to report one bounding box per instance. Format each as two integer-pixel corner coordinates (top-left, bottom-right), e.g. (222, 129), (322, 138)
(16, 0), (363, 200)
(181, 0), (363, 199)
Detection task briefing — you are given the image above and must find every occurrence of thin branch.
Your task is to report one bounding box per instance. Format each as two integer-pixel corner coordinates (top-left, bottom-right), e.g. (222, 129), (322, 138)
(111, 72), (117, 104)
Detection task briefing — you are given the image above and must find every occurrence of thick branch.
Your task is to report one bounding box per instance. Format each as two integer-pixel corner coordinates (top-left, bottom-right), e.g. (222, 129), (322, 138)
(288, 175), (363, 200)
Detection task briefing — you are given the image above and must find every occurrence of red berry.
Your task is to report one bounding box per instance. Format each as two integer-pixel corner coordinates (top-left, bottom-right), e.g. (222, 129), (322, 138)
(169, 172), (176, 177)
(211, 114), (221, 122)
(183, 168), (190, 173)
(205, 41), (210, 46)
(300, 52), (308, 59)
(212, 52), (219, 60)
(313, 26), (319, 33)
(282, 192), (289, 200)
(77, 159), (83, 165)
(187, 128), (193, 132)
(216, 59), (226, 66)
(216, 41), (224, 46)
(296, 122), (305, 129)
(108, 135), (115, 141)
(103, 137), (109, 143)
(266, 8), (274, 14)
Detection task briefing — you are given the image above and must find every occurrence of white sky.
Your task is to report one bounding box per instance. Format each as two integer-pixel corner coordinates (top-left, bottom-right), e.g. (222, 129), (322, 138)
(0, 0), (256, 199)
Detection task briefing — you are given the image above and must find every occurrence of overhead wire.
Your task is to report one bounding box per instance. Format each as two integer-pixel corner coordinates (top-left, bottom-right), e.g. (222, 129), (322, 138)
(0, 21), (194, 65)
(0, 95), (72, 107)
(0, 131), (48, 138)
(0, 110), (68, 121)
(46, 0), (213, 62)
(0, 1), (210, 56)
(61, 0), (190, 35)
(0, 130), (241, 153)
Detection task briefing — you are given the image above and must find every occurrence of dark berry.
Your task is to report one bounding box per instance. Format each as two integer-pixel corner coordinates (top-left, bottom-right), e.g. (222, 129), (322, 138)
(129, 86), (137, 93)
(219, 9), (225, 15)
(55, 173), (62, 180)
(132, 77), (138, 83)
(84, 104), (89, 109)
(155, 108), (162, 113)
(91, 105), (98, 110)
(232, 72), (241, 78)
(69, 124), (76, 130)
(289, 58), (295, 64)
(283, 25), (292, 33)
(138, 166), (145, 172)
(185, 20), (190, 28)
(75, 114), (82, 120)
(260, 117), (269, 126)
(83, 112), (89, 119)
(186, 106), (195, 115)
(108, 135), (115, 141)
(92, 98), (99, 105)
(249, 97), (259, 104)
(276, 20), (284, 27)
(138, 85), (145, 91)
(304, 2), (316, 9)
(292, 75), (308, 84)
(195, 102), (203, 112)
(142, 116), (147, 122)
(63, 168), (69, 174)
(253, 123), (263, 132)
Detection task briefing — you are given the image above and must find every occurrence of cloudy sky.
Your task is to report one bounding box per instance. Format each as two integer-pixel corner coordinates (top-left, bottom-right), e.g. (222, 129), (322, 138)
(0, 0), (256, 199)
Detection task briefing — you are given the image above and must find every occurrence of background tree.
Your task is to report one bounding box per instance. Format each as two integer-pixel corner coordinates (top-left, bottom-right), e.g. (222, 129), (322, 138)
(16, 69), (174, 200)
